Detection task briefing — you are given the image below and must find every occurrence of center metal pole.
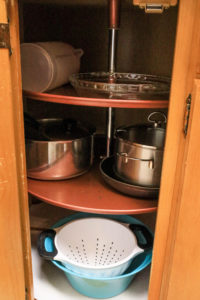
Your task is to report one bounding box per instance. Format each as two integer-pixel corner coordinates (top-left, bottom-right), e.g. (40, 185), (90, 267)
(106, 0), (120, 157)
(108, 28), (117, 73)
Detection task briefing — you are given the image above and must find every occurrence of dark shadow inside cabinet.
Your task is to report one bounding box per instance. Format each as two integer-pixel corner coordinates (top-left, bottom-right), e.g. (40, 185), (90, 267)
(20, 0), (178, 127)
(19, 0), (178, 298)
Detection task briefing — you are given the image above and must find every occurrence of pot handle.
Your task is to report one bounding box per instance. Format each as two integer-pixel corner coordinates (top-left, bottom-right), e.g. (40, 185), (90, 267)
(37, 229), (58, 260)
(147, 111), (167, 127)
(117, 152), (154, 169)
(129, 224), (153, 250)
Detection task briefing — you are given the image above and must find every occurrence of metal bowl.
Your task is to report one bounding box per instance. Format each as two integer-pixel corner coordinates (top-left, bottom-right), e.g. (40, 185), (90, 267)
(25, 118), (95, 180)
(69, 72), (171, 100)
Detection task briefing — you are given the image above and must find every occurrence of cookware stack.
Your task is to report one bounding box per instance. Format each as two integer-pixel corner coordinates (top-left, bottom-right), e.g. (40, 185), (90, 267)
(100, 111), (167, 198)
(22, 0), (169, 199)
(24, 111), (166, 198)
(38, 213), (153, 298)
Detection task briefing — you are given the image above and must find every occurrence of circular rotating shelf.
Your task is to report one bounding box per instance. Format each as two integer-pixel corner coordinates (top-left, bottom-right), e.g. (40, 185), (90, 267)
(24, 85), (169, 108)
(25, 85), (162, 214)
(28, 162), (158, 215)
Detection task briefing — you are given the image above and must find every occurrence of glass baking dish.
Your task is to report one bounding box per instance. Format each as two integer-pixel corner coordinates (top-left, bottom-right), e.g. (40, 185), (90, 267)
(69, 72), (171, 100)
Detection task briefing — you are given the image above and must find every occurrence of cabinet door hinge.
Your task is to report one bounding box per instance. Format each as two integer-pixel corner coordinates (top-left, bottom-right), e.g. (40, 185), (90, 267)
(184, 94), (192, 137)
(133, 1), (178, 13)
(0, 22), (12, 55)
(144, 4), (166, 13)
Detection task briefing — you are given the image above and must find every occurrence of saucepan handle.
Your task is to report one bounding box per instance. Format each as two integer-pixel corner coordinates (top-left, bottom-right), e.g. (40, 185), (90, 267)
(37, 229), (58, 260)
(117, 152), (154, 169)
(129, 224), (153, 250)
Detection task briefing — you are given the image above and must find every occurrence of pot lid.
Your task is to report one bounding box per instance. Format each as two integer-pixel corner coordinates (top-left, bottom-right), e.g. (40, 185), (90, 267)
(25, 115), (95, 141)
(115, 112), (167, 149)
(44, 119), (91, 140)
(116, 124), (166, 149)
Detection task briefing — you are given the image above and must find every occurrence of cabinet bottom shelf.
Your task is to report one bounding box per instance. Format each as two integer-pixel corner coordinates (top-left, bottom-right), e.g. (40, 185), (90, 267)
(31, 230), (150, 300)
(28, 162), (158, 215)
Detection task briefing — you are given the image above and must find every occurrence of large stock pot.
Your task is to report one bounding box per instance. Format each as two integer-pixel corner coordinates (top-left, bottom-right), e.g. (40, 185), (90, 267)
(114, 112), (166, 187)
(25, 117), (95, 180)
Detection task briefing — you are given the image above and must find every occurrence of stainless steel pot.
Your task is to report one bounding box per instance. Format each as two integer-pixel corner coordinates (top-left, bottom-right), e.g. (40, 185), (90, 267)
(25, 117), (95, 180)
(114, 112), (166, 187)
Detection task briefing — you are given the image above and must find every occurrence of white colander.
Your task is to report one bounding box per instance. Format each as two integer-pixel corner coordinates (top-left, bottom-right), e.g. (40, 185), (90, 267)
(39, 217), (144, 277)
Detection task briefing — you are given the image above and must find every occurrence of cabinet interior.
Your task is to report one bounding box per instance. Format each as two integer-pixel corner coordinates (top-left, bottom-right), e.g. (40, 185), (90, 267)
(18, 1), (179, 294)
(20, 0), (178, 217)
(20, 0), (178, 134)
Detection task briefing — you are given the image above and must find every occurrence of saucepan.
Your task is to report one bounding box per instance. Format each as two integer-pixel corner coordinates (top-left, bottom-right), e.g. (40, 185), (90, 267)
(24, 115), (95, 180)
(114, 112), (166, 187)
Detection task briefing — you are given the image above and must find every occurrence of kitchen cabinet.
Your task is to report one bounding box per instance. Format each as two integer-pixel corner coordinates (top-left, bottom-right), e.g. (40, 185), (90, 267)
(0, 0), (200, 299)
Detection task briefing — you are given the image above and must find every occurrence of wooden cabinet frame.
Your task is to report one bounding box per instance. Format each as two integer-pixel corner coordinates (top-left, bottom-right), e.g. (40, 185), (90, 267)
(0, 0), (33, 299)
(149, 0), (200, 299)
(0, 0), (200, 299)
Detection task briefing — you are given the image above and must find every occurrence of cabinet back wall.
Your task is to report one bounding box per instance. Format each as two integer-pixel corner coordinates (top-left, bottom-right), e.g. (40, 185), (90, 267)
(21, 1), (177, 133)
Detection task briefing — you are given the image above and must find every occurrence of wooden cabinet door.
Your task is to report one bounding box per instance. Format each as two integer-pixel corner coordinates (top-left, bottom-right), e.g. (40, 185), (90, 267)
(162, 79), (200, 299)
(0, 0), (33, 299)
(148, 0), (200, 299)
(0, 0), (199, 300)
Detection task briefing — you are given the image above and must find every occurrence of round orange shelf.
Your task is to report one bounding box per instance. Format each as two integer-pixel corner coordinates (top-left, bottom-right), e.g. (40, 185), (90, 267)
(28, 163), (158, 215)
(24, 85), (169, 108)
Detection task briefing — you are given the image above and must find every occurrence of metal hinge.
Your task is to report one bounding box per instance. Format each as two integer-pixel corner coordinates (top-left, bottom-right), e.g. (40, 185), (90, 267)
(0, 22), (12, 55)
(144, 4), (167, 13)
(136, 3), (169, 13)
(184, 94), (192, 137)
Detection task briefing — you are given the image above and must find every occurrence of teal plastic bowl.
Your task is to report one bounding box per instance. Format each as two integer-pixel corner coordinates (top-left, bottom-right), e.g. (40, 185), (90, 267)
(42, 213), (153, 299)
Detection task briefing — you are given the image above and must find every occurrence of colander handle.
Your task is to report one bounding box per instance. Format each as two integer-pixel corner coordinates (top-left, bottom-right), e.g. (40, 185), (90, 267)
(129, 224), (153, 250)
(37, 229), (58, 260)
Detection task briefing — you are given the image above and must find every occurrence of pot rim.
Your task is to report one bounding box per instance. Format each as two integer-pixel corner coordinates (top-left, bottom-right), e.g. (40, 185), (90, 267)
(116, 137), (164, 150)
(25, 133), (95, 143)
